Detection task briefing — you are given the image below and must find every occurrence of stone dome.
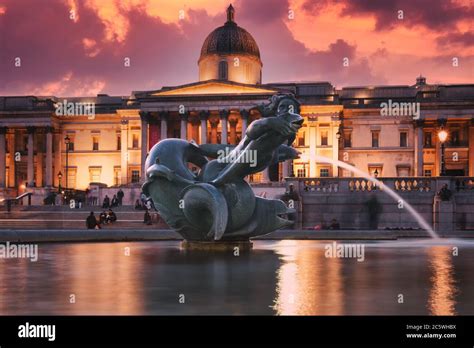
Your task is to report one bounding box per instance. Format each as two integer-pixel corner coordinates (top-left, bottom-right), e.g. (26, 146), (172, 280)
(199, 5), (261, 62)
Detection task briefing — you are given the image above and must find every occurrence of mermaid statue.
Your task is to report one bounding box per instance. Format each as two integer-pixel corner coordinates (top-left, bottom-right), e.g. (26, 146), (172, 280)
(142, 94), (303, 241)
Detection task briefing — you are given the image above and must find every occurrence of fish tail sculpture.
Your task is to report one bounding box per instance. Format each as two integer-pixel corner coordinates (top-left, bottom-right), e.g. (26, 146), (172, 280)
(142, 94), (303, 241)
(180, 183), (228, 240)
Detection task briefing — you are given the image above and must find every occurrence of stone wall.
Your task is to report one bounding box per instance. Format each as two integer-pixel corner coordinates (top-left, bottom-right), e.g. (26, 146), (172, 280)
(286, 177), (474, 231)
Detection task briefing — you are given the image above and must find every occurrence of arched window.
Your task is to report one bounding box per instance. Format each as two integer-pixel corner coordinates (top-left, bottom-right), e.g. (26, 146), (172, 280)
(218, 61), (228, 80)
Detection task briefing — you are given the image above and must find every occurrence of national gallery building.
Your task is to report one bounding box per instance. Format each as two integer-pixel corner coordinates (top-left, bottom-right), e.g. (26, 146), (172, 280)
(1, 5), (473, 197)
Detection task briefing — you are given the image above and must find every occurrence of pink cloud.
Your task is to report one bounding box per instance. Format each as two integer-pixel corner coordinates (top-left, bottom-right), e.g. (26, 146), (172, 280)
(0, 0), (471, 97)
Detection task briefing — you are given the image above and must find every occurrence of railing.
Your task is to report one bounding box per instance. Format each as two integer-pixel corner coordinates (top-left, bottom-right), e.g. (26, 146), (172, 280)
(3, 192), (33, 212)
(454, 178), (474, 191)
(393, 178), (432, 192)
(302, 179), (340, 192)
(287, 177), (474, 194)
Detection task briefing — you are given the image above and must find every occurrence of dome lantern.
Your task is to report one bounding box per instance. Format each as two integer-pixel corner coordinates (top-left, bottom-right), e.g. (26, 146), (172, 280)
(198, 4), (262, 84)
(226, 4), (235, 23)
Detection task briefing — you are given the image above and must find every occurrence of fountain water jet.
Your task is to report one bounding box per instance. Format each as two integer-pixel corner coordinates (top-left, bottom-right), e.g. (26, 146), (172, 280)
(313, 155), (440, 239)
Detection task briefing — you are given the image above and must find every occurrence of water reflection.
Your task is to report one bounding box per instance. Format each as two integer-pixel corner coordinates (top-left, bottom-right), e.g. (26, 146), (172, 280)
(0, 240), (472, 315)
(0, 243), (145, 314)
(272, 241), (470, 315)
(427, 246), (457, 315)
(272, 240), (343, 315)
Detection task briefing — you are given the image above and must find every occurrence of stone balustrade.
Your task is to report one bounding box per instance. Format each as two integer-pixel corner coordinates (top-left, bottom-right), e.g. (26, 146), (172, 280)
(285, 176), (474, 231)
(287, 176), (474, 195)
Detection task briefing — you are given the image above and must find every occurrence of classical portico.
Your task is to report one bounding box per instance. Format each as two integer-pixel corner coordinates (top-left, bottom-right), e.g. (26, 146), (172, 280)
(133, 80), (281, 181)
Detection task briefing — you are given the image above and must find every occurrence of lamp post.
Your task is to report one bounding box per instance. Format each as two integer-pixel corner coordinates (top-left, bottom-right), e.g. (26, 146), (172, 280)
(438, 128), (448, 176)
(64, 135), (70, 192)
(57, 171), (62, 194)
(300, 153), (309, 177)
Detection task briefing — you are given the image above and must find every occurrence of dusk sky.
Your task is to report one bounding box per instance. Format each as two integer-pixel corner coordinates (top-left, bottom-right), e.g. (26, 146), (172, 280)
(0, 0), (473, 96)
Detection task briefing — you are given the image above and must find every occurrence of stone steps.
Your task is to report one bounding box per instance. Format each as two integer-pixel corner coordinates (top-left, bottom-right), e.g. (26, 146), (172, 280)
(0, 208), (167, 230)
(0, 220), (164, 230)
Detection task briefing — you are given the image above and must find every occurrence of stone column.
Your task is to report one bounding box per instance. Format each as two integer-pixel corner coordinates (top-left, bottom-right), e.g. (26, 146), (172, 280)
(199, 111), (209, 144)
(54, 130), (62, 187)
(229, 118), (238, 144)
(180, 112), (188, 140)
(45, 127), (53, 187)
(469, 118), (474, 176)
(26, 126), (35, 187)
(240, 109), (249, 136)
(7, 131), (15, 188)
(210, 117), (219, 144)
(332, 125), (339, 177)
(159, 111), (168, 140)
(219, 109), (229, 145)
(189, 119), (197, 142)
(35, 131), (43, 187)
(414, 120), (424, 176)
(309, 120), (318, 177)
(0, 127), (7, 189)
(139, 112), (149, 181)
(120, 119), (129, 185)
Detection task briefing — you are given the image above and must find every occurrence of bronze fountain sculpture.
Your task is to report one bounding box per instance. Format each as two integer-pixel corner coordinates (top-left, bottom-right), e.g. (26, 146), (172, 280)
(142, 94), (303, 244)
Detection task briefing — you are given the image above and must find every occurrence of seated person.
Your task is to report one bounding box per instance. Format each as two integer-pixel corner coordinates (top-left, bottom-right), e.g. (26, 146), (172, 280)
(106, 209), (117, 223)
(86, 212), (100, 229)
(99, 211), (107, 224)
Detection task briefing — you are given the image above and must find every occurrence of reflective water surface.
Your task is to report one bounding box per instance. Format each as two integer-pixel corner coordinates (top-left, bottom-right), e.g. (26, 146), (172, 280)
(0, 240), (473, 315)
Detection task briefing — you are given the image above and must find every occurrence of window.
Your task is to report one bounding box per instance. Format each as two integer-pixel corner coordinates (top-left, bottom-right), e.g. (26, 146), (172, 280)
(117, 135), (121, 150)
(371, 131), (379, 148)
(320, 168), (329, 177)
(92, 136), (99, 151)
(132, 134), (139, 149)
(297, 168), (306, 178)
(218, 61), (228, 80)
(450, 130), (460, 146)
(67, 168), (77, 188)
(89, 167), (101, 183)
(66, 136), (75, 151)
(424, 169), (432, 177)
(424, 132), (432, 147)
(397, 166), (410, 177)
(114, 167), (121, 186)
(321, 130), (328, 146)
(343, 131), (352, 148)
(131, 170), (140, 183)
(400, 132), (407, 147)
(297, 131), (305, 147)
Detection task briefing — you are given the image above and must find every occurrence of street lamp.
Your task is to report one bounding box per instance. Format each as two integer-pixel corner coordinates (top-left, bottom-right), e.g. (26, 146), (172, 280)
(57, 171), (63, 193)
(438, 129), (448, 176)
(300, 153), (309, 177)
(64, 135), (70, 192)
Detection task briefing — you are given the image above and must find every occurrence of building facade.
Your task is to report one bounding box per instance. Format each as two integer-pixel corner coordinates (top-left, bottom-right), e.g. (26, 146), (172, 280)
(1, 5), (473, 199)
